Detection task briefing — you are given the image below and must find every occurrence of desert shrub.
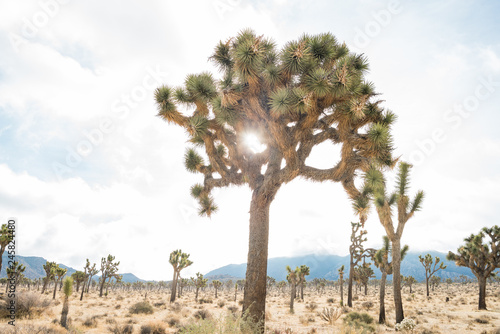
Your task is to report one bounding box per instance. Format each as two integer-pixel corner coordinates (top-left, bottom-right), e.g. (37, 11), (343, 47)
(170, 302), (183, 313)
(327, 298), (335, 304)
(108, 324), (134, 334)
(362, 301), (374, 310)
(218, 300), (226, 308)
(154, 301), (166, 307)
(177, 311), (262, 334)
(395, 318), (416, 332)
(193, 309), (212, 320)
(305, 302), (318, 311)
(140, 321), (167, 334)
(0, 292), (52, 319)
(83, 316), (98, 328)
(227, 305), (238, 314)
(2, 323), (67, 334)
(352, 296), (359, 301)
(166, 316), (180, 327)
(198, 298), (213, 304)
(129, 301), (154, 314)
(343, 312), (375, 333)
(475, 315), (489, 324)
(318, 307), (342, 325)
(271, 329), (295, 333)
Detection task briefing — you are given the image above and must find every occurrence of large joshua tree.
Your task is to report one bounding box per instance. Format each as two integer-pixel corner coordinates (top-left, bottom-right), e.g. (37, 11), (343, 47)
(447, 225), (500, 310)
(155, 29), (395, 326)
(374, 236), (408, 324)
(99, 255), (120, 297)
(41, 261), (57, 294)
(419, 254), (446, 297)
(169, 249), (193, 303)
(365, 162), (424, 323)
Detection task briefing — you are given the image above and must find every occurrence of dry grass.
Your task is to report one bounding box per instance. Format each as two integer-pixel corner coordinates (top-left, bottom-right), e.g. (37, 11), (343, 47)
(0, 283), (499, 333)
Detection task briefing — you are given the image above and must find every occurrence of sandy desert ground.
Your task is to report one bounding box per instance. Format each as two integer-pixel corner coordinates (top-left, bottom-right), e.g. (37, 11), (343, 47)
(1, 282), (499, 333)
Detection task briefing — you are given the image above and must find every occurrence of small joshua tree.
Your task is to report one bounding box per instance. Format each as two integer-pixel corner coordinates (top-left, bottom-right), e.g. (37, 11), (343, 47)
(53, 266), (67, 300)
(298, 265), (310, 300)
(347, 221), (372, 307)
(338, 265), (345, 306)
(169, 250), (193, 303)
(419, 254), (446, 297)
(286, 266), (300, 313)
(60, 276), (73, 329)
(402, 276), (417, 294)
(71, 271), (86, 292)
(41, 261), (57, 294)
(353, 261), (375, 296)
(191, 272), (208, 302)
(99, 255), (120, 297)
(5, 261), (26, 293)
(429, 276), (441, 291)
(212, 280), (222, 298)
(447, 225), (500, 310)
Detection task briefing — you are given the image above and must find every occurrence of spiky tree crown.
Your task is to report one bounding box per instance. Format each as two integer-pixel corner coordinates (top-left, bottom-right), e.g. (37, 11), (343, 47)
(155, 29), (396, 216)
(447, 225), (500, 277)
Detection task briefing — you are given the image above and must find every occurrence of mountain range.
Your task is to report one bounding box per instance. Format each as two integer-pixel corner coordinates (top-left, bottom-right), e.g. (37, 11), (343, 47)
(1, 251), (475, 283)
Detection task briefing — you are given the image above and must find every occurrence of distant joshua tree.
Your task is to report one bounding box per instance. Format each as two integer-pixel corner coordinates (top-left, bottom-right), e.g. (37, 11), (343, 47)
(374, 236), (408, 324)
(71, 271), (86, 292)
(365, 162), (424, 323)
(298, 265), (310, 300)
(41, 261), (57, 294)
(81, 259), (98, 300)
(419, 254), (446, 297)
(338, 265), (345, 306)
(53, 266), (67, 300)
(447, 225), (500, 310)
(353, 262), (374, 296)
(212, 280), (222, 298)
(99, 255), (120, 297)
(0, 224), (14, 274)
(169, 250), (193, 303)
(286, 266), (300, 313)
(191, 272), (208, 302)
(429, 276), (441, 291)
(60, 277), (73, 329)
(5, 261), (26, 293)
(402, 276), (417, 294)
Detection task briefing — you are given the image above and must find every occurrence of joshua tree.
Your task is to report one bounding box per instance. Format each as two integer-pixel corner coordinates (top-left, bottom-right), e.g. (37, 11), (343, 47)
(212, 279), (222, 298)
(71, 271), (86, 292)
(53, 266), (67, 300)
(169, 249), (193, 303)
(286, 266), (300, 313)
(447, 225), (500, 310)
(365, 162), (424, 323)
(82, 259), (98, 298)
(154, 29), (395, 328)
(5, 261), (26, 293)
(0, 224), (14, 274)
(191, 272), (208, 302)
(99, 255), (120, 297)
(234, 282), (238, 302)
(267, 276), (276, 291)
(347, 221), (374, 306)
(354, 261), (375, 296)
(338, 265), (345, 306)
(419, 254), (446, 297)
(60, 277), (73, 329)
(430, 276), (441, 291)
(402, 276), (417, 294)
(374, 236), (409, 324)
(41, 261), (57, 294)
(298, 265), (310, 300)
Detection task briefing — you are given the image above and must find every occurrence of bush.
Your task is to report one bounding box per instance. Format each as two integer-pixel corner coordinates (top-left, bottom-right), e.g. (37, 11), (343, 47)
(199, 298), (213, 304)
(108, 324), (134, 334)
(218, 300), (226, 308)
(140, 321), (167, 334)
(305, 302), (317, 311)
(83, 316), (98, 328)
(129, 301), (154, 314)
(326, 298), (334, 304)
(318, 307), (342, 325)
(362, 301), (374, 310)
(343, 312), (376, 333)
(166, 316), (180, 328)
(2, 323), (67, 334)
(193, 309), (212, 320)
(0, 292), (51, 319)
(395, 318), (416, 332)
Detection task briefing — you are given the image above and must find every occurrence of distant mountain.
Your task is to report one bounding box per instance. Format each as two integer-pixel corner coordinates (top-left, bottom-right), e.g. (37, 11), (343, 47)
(205, 251), (475, 282)
(0, 255), (145, 283)
(205, 274), (243, 283)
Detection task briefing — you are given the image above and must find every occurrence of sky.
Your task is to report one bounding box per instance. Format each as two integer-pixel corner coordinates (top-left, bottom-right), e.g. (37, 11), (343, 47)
(0, 0), (499, 281)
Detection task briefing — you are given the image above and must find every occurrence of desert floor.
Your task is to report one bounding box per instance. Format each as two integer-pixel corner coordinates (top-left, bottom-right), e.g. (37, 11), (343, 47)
(1, 283), (500, 333)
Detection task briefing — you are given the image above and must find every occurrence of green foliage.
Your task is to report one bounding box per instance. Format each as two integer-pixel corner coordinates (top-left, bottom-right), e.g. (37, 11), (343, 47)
(343, 312), (376, 333)
(184, 148), (204, 173)
(129, 301), (154, 314)
(63, 277), (73, 297)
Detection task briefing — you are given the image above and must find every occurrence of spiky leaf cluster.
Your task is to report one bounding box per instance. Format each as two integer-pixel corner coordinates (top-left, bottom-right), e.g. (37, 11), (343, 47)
(155, 29), (397, 217)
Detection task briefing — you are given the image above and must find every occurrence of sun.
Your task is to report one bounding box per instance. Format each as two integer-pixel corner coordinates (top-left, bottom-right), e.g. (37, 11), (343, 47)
(244, 133), (267, 153)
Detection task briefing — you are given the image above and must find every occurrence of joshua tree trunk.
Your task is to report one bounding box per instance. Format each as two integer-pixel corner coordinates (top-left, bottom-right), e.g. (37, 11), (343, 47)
(41, 279), (48, 294)
(348, 259), (354, 307)
(478, 275), (487, 310)
(300, 284), (304, 300)
(379, 271), (387, 324)
(426, 277), (430, 297)
(242, 187), (277, 328)
(195, 287), (199, 302)
(80, 280), (86, 301)
(170, 271), (178, 303)
(53, 280), (59, 299)
(340, 279), (344, 306)
(364, 283), (368, 295)
(290, 282), (296, 313)
(234, 284), (237, 302)
(61, 296), (69, 328)
(392, 238), (404, 323)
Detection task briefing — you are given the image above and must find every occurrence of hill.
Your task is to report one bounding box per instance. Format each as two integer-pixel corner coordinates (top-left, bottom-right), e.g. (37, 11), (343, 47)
(0, 254), (145, 283)
(205, 251), (474, 282)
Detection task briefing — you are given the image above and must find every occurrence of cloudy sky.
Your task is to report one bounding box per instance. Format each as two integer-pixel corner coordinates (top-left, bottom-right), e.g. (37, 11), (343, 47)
(1, 0), (499, 281)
